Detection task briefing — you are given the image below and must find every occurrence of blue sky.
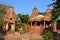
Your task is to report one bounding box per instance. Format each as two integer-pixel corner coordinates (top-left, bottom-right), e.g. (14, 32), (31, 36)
(0, 0), (53, 15)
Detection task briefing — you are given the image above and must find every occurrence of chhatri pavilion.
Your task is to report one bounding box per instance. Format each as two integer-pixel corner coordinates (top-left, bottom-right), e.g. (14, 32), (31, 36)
(26, 7), (57, 35)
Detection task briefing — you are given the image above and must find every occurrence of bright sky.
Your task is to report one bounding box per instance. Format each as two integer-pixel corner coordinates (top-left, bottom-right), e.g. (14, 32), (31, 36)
(0, 0), (53, 15)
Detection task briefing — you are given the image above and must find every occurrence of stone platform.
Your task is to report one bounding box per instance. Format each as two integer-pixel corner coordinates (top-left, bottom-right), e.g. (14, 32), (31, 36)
(3, 34), (21, 40)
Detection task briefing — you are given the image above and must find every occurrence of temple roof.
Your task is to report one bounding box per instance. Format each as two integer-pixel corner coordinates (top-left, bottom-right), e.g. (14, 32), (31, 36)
(28, 7), (52, 22)
(6, 7), (16, 18)
(45, 7), (52, 16)
(28, 14), (51, 22)
(29, 15), (44, 21)
(44, 7), (52, 20)
(30, 7), (38, 18)
(4, 7), (17, 23)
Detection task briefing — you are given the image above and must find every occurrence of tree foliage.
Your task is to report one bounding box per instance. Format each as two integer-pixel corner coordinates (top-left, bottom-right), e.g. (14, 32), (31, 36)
(49, 0), (60, 29)
(38, 12), (45, 15)
(17, 13), (29, 31)
(17, 14), (29, 23)
(43, 31), (53, 40)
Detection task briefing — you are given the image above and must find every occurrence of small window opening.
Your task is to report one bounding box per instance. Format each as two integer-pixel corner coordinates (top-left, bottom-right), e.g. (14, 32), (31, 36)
(10, 18), (12, 20)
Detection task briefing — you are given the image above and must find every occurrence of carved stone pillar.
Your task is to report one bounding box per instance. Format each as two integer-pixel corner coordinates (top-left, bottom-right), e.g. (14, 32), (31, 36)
(6, 23), (8, 31)
(34, 22), (37, 34)
(31, 22), (32, 26)
(44, 21), (45, 29)
(35, 22), (37, 26)
(30, 22), (33, 34)
(53, 21), (57, 32)
(11, 24), (15, 32)
(46, 24), (48, 28)
(3, 24), (6, 30)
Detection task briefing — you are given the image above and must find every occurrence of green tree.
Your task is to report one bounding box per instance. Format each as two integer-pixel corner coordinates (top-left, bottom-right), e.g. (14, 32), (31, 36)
(43, 31), (53, 40)
(17, 13), (29, 32)
(38, 12), (45, 15)
(48, 0), (60, 29)
(17, 14), (29, 23)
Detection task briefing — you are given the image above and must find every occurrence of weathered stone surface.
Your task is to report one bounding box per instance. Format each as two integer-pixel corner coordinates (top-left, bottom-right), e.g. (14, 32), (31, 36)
(27, 7), (52, 36)
(3, 7), (17, 33)
(30, 7), (38, 18)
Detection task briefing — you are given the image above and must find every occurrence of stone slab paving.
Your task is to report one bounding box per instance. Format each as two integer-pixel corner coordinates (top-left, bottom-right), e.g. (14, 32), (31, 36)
(0, 33), (43, 40)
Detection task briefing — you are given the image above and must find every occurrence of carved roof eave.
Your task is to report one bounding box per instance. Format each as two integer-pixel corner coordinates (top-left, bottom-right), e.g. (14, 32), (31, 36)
(28, 18), (51, 22)
(28, 16), (51, 22)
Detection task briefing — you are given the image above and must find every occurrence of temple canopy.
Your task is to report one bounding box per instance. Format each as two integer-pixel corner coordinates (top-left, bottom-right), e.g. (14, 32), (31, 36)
(29, 15), (44, 21)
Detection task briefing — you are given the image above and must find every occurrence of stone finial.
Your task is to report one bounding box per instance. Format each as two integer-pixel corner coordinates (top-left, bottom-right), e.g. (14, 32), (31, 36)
(30, 7), (38, 18)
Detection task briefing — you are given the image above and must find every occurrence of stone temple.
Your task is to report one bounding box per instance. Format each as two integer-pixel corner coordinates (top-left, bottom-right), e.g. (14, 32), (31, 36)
(0, 6), (21, 40)
(3, 7), (17, 33)
(26, 7), (57, 36)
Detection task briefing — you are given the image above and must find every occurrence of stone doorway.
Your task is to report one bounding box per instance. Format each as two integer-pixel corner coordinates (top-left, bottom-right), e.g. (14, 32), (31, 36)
(8, 23), (12, 31)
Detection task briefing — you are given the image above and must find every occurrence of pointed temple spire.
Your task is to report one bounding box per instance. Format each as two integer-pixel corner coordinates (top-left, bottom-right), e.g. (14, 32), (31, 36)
(46, 7), (52, 17)
(6, 7), (15, 16)
(4, 6), (17, 23)
(30, 7), (38, 18)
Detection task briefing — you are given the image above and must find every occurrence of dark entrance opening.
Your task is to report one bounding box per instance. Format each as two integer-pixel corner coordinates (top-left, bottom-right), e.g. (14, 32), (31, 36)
(8, 23), (12, 31)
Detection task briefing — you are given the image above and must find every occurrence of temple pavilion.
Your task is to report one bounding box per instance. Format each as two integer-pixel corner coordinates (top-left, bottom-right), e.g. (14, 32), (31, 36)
(26, 7), (56, 35)
(3, 6), (17, 33)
